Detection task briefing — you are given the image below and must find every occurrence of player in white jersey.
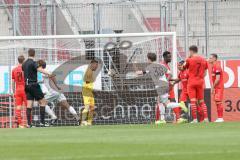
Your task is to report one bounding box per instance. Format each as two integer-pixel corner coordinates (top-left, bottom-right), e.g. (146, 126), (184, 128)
(38, 60), (80, 124)
(136, 53), (186, 125)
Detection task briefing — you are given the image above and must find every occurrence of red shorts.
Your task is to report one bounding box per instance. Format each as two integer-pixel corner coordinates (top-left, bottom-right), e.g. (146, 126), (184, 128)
(214, 88), (224, 102)
(168, 87), (175, 99)
(15, 91), (27, 106)
(180, 89), (188, 102)
(187, 83), (204, 100)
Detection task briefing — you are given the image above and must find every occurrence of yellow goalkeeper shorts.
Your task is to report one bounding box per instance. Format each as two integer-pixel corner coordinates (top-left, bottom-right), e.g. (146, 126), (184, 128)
(82, 82), (95, 107)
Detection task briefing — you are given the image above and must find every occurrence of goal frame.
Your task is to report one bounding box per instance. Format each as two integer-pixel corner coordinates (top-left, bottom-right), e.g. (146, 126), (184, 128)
(0, 32), (178, 128)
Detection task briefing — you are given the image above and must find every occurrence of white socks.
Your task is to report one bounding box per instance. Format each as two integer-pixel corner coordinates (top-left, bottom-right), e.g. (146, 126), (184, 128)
(167, 102), (180, 109)
(68, 106), (79, 120)
(46, 105), (79, 120)
(45, 105), (57, 119)
(68, 106), (77, 115)
(159, 103), (165, 121)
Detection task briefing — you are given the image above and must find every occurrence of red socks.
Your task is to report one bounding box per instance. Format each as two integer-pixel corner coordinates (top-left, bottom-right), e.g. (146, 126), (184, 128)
(199, 102), (208, 119)
(197, 106), (204, 122)
(216, 103), (223, 118)
(173, 107), (181, 120)
(190, 101), (197, 119)
(15, 109), (22, 125)
(155, 104), (160, 121)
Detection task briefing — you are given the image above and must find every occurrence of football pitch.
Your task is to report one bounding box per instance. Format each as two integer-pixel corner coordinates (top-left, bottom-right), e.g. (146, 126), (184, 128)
(0, 122), (240, 160)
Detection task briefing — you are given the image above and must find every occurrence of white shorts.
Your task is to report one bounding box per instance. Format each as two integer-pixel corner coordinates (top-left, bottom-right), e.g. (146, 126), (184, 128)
(45, 91), (66, 103)
(158, 93), (169, 104)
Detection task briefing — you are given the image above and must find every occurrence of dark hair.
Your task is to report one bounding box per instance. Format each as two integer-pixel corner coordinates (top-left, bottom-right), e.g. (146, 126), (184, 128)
(147, 52), (157, 62)
(179, 60), (185, 65)
(211, 54), (218, 60)
(189, 45), (198, 53)
(91, 59), (98, 64)
(28, 49), (35, 57)
(38, 59), (46, 69)
(163, 51), (171, 58)
(18, 55), (25, 64)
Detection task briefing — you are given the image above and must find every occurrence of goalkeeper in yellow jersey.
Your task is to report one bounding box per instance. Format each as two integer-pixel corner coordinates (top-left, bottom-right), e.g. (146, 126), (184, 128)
(81, 59), (99, 126)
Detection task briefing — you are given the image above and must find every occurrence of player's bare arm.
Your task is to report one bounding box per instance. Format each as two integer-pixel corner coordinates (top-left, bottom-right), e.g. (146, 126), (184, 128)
(50, 75), (61, 90)
(136, 70), (149, 75)
(171, 78), (181, 85)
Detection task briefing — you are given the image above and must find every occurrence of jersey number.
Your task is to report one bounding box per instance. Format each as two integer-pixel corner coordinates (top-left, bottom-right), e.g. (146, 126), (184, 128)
(16, 72), (23, 82)
(196, 63), (201, 76)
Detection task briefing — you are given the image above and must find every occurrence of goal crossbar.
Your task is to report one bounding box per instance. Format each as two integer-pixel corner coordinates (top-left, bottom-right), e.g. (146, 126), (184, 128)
(0, 32), (176, 40)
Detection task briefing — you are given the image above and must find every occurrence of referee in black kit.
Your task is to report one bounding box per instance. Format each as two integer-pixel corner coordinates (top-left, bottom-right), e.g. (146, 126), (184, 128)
(22, 49), (53, 127)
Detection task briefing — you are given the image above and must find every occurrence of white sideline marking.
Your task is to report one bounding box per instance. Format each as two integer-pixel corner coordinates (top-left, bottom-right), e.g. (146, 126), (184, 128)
(5, 150), (238, 160)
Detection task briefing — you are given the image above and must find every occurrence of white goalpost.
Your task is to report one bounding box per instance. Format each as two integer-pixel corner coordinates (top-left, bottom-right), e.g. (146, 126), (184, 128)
(0, 32), (178, 127)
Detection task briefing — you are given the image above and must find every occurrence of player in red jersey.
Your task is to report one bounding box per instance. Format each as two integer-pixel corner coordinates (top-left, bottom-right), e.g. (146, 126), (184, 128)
(172, 61), (189, 123)
(12, 55), (27, 128)
(174, 60), (204, 122)
(208, 54), (224, 122)
(175, 61), (189, 104)
(184, 45), (209, 123)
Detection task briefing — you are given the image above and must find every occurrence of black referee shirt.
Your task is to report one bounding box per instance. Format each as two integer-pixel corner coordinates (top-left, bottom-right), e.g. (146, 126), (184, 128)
(22, 58), (38, 83)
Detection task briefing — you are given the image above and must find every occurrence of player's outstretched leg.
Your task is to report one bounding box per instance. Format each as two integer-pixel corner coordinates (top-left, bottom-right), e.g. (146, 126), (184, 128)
(59, 99), (80, 122)
(168, 98), (181, 123)
(179, 101), (188, 113)
(166, 101), (187, 124)
(45, 105), (57, 124)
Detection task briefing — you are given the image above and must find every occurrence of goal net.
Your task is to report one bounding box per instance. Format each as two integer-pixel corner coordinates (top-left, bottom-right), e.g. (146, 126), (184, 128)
(0, 32), (178, 128)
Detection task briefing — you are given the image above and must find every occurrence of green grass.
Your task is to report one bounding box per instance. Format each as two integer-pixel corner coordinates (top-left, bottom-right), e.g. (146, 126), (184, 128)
(0, 123), (240, 160)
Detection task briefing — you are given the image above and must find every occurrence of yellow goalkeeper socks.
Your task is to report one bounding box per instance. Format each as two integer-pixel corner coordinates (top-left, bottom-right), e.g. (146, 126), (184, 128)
(81, 108), (89, 122)
(87, 110), (94, 125)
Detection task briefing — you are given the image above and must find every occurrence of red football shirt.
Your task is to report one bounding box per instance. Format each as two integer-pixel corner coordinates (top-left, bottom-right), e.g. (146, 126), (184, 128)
(184, 55), (208, 85)
(178, 70), (188, 90)
(12, 65), (25, 92)
(212, 63), (224, 89)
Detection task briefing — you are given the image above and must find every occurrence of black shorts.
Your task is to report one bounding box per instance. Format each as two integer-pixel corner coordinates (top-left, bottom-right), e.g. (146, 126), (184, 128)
(25, 83), (44, 101)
